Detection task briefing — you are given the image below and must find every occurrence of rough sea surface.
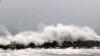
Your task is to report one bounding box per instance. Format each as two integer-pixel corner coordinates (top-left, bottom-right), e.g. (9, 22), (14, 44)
(0, 24), (100, 56)
(0, 48), (100, 56)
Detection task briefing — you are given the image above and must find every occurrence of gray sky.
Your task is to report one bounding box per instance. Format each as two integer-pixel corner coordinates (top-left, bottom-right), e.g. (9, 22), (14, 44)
(0, 0), (100, 30)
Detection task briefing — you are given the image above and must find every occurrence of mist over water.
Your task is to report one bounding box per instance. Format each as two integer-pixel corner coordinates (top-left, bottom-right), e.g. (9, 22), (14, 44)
(0, 23), (100, 48)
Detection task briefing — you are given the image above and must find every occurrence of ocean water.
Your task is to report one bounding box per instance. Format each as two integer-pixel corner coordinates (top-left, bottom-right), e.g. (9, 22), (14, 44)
(0, 24), (100, 56)
(0, 0), (100, 56)
(0, 48), (100, 56)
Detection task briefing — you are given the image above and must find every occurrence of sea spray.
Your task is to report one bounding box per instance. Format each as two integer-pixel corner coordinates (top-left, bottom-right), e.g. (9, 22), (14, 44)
(0, 23), (100, 49)
(0, 25), (13, 45)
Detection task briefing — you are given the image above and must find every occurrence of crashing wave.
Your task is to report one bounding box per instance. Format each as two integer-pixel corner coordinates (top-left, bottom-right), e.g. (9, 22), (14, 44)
(0, 23), (100, 50)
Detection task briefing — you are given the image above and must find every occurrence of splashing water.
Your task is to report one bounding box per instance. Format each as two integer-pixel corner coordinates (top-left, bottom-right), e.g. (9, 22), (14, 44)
(0, 25), (13, 45)
(0, 23), (100, 48)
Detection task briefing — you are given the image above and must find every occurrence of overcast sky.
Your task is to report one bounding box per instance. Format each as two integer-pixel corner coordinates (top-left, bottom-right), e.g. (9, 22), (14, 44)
(0, 0), (100, 30)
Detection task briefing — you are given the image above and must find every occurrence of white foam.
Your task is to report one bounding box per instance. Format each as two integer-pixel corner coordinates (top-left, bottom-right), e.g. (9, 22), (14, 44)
(0, 23), (100, 46)
(0, 48), (100, 56)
